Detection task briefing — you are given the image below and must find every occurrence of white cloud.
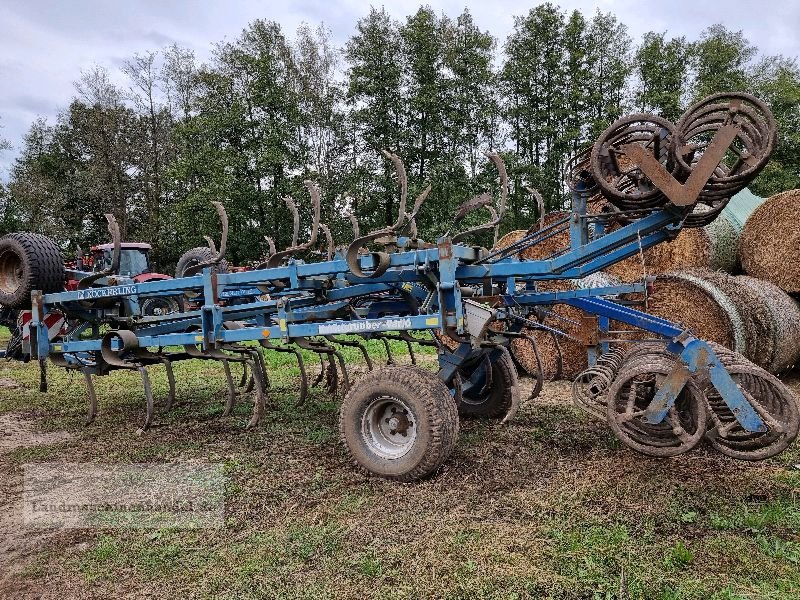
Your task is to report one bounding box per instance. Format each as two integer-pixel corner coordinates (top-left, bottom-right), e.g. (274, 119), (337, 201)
(1, 0), (797, 179)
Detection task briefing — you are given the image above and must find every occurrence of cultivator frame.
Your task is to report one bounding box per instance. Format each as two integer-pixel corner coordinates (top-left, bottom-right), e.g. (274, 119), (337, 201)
(9, 92), (797, 480)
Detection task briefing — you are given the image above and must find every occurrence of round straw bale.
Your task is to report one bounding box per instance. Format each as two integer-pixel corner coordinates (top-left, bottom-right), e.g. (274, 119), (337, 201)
(736, 275), (800, 373)
(645, 270), (746, 353)
(739, 189), (800, 292)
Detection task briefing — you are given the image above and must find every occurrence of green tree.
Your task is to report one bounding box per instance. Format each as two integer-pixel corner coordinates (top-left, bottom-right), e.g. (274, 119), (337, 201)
(635, 32), (692, 121)
(345, 7), (406, 231)
(692, 24), (756, 99)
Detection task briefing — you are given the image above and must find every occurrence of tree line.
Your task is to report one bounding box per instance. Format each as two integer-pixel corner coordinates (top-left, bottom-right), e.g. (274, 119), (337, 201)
(1, 3), (798, 269)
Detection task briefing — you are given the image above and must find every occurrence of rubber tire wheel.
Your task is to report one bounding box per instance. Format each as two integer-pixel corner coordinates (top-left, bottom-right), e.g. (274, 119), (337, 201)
(0, 233), (64, 309)
(458, 350), (517, 419)
(175, 247), (230, 278)
(339, 365), (459, 482)
(140, 296), (183, 316)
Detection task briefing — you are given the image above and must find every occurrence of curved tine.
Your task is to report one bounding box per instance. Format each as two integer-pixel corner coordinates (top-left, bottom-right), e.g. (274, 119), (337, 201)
(250, 348), (270, 390)
(451, 206), (499, 243)
(408, 219), (418, 239)
(325, 353), (338, 394)
(138, 366), (155, 432)
(312, 353), (326, 387)
(407, 184), (431, 222)
(104, 213), (122, 274)
(263, 236), (276, 258)
(346, 212), (360, 240)
(284, 195), (300, 247)
(326, 335), (373, 370)
(333, 350), (350, 395)
(319, 223), (335, 261)
(246, 359), (266, 429)
(303, 180), (321, 247)
(525, 186), (546, 232)
(162, 359), (176, 411)
(83, 370), (98, 425)
(485, 151), (509, 245)
(498, 345), (522, 424)
(210, 200), (229, 260)
(485, 151), (509, 215)
(222, 360), (237, 417)
(203, 235), (217, 254)
(454, 192), (493, 224)
(405, 338), (417, 365)
(291, 348), (310, 406)
(79, 213), (122, 289)
(238, 361), (249, 388)
(380, 336), (395, 365)
(381, 150), (408, 230)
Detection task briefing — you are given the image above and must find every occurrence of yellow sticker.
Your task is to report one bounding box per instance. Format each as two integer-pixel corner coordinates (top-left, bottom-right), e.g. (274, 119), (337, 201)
(262, 329), (271, 338)
(53, 345), (62, 352)
(425, 317), (439, 326)
(195, 335), (203, 342)
(279, 319), (287, 331)
(402, 283), (412, 291)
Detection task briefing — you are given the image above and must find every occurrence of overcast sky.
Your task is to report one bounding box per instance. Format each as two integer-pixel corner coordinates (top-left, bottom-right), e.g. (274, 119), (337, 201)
(1, 0), (798, 180)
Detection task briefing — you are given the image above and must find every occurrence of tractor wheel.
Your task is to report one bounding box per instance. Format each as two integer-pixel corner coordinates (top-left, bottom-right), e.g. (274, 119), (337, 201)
(457, 349), (517, 419)
(140, 296), (183, 317)
(175, 247), (230, 278)
(0, 233), (64, 309)
(339, 365), (459, 482)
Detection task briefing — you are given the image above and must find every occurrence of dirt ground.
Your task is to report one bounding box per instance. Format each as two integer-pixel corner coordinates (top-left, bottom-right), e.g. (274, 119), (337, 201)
(0, 348), (799, 599)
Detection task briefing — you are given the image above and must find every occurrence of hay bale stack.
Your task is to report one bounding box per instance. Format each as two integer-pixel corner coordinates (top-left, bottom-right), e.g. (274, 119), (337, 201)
(739, 189), (800, 293)
(645, 269), (800, 373)
(604, 217), (739, 283)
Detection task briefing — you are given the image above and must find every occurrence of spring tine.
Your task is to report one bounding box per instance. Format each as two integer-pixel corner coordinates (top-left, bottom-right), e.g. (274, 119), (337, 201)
(312, 353), (326, 387)
(293, 348), (310, 406)
(333, 350), (350, 396)
(246, 359), (266, 429)
(404, 338), (417, 365)
(244, 373), (255, 393)
(326, 335), (373, 371)
(254, 349), (270, 389)
(83, 370), (98, 425)
(380, 337), (395, 365)
(498, 345), (522, 425)
(356, 339), (373, 370)
(139, 366), (154, 432)
(239, 362), (249, 388)
(162, 359), (176, 411)
(325, 354), (338, 394)
(222, 360), (237, 417)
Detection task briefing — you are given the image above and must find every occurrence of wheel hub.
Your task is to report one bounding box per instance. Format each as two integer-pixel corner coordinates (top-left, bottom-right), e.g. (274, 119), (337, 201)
(362, 396), (417, 459)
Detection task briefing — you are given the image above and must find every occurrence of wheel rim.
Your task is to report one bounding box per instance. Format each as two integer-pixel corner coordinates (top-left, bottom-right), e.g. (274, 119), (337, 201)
(361, 395), (417, 459)
(141, 297), (180, 316)
(0, 249), (23, 295)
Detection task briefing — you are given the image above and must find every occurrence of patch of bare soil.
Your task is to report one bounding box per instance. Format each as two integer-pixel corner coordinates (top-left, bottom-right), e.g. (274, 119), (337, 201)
(0, 414), (74, 599)
(0, 413), (73, 452)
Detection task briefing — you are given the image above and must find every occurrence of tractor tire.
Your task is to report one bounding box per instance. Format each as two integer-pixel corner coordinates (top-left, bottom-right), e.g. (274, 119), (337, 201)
(339, 365), (459, 482)
(0, 233), (64, 309)
(140, 295), (183, 317)
(175, 247), (229, 278)
(458, 349), (517, 419)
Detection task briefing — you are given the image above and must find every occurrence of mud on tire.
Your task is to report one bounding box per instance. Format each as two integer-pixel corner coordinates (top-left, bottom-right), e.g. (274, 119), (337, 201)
(339, 365), (459, 482)
(0, 233), (64, 308)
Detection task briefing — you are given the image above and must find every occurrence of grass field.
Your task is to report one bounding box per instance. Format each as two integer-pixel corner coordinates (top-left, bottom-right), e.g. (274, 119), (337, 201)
(1, 332), (799, 599)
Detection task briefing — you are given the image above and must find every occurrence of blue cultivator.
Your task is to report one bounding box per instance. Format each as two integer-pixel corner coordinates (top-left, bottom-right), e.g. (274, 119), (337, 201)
(2, 92), (796, 481)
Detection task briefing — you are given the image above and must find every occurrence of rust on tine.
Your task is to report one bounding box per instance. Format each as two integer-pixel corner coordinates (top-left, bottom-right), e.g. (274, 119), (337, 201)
(83, 370), (98, 425)
(222, 360), (237, 417)
(138, 366), (155, 432)
(162, 359), (176, 412)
